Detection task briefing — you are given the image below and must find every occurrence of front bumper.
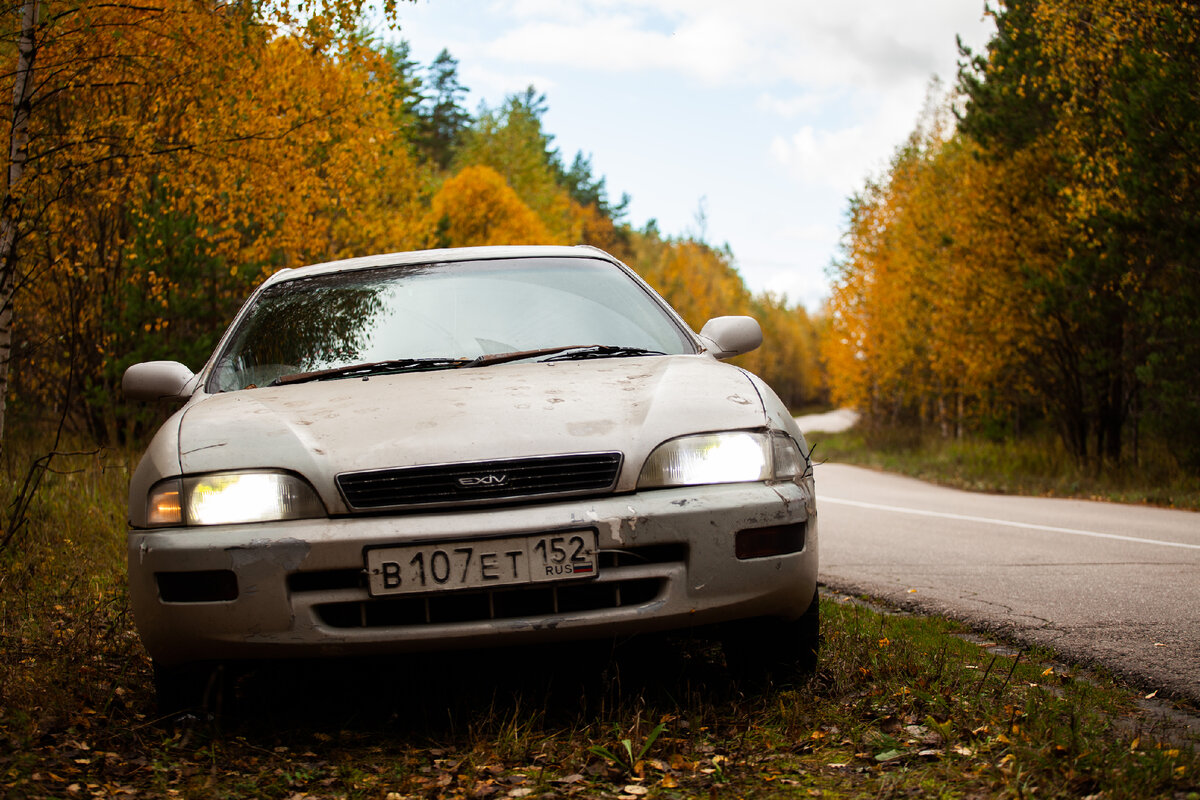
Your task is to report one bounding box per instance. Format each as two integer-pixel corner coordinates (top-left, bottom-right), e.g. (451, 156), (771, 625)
(128, 481), (818, 666)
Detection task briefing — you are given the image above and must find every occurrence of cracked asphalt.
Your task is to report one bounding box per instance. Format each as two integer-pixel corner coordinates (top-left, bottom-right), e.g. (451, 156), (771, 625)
(810, 461), (1200, 704)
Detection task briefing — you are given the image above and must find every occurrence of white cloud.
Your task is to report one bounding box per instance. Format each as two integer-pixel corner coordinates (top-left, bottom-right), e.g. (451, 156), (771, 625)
(478, 1), (991, 92)
(756, 91), (836, 119)
(768, 73), (946, 196)
(770, 123), (894, 196)
(483, 14), (754, 83)
(504, 0), (594, 24)
(459, 64), (559, 104)
(733, 220), (844, 309)
(763, 268), (832, 311)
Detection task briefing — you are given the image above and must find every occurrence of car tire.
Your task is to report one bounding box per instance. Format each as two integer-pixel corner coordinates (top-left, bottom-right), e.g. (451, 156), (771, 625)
(153, 661), (228, 715)
(722, 586), (820, 683)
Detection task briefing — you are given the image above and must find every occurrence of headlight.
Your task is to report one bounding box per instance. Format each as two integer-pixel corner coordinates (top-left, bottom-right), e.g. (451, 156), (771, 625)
(147, 471), (325, 527)
(637, 431), (806, 488)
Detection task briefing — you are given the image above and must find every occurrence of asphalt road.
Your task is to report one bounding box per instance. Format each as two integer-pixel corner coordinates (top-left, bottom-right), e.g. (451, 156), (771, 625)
(807, 460), (1200, 703)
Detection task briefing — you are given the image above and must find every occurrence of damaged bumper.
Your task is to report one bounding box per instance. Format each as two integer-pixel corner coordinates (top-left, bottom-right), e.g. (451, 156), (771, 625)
(128, 480), (818, 666)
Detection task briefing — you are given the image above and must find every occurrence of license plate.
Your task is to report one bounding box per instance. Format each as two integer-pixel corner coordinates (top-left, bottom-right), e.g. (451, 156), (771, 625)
(365, 529), (599, 597)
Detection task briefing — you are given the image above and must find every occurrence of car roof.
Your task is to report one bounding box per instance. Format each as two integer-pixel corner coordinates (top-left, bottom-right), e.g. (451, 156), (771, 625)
(261, 245), (618, 288)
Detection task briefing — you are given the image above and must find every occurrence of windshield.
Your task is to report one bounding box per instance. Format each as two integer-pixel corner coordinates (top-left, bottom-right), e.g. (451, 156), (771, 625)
(206, 256), (694, 392)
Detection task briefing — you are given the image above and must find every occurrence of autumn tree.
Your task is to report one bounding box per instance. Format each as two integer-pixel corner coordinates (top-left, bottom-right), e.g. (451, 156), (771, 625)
(958, 0), (1200, 465)
(0, 0), (36, 453)
(825, 125), (1061, 436)
(1034, 0), (1200, 465)
(626, 223), (821, 409)
(824, 0), (1200, 467)
(428, 164), (551, 247)
(739, 293), (824, 411)
(453, 87), (623, 251)
(0, 0), (425, 444)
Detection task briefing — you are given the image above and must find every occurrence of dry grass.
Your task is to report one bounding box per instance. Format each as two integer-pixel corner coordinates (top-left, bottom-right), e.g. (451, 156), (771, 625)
(811, 424), (1200, 510)
(1, 434), (1197, 799)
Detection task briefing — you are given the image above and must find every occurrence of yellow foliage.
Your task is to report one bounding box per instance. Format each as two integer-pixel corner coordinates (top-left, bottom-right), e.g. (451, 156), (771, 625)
(822, 118), (1062, 431)
(632, 237), (750, 330)
(3, 0), (430, 435)
(429, 165), (555, 247)
(1034, 0), (1191, 222)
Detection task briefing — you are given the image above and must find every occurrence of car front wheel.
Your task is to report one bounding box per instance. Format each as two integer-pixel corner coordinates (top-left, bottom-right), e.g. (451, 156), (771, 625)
(153, 661), (229, 715)
(722, 586), (820, 683)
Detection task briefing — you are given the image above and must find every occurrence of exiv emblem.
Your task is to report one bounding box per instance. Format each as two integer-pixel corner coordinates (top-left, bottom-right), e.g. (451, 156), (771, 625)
(458, 474), (508, 487)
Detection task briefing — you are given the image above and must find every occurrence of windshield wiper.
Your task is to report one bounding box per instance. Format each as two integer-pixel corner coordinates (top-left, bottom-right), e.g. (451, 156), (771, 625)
(461, 345), (666, 369)
(541, 345), (666, 362)
(272, 357), (472, 386)
(274, 346), (668, 384)
(462, 345), (591, 368)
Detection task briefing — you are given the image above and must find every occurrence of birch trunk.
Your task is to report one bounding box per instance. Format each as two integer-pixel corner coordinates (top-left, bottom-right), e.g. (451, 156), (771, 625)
(0, 0), (39, 456)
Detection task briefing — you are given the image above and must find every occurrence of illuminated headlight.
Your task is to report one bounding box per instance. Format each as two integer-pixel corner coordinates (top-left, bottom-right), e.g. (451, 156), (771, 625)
(637, 431), (806, 488)
(147, 471), (325, 527)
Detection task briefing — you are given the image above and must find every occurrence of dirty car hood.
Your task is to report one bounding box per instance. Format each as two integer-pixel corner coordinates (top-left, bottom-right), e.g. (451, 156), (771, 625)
(176, 356), (766, 509)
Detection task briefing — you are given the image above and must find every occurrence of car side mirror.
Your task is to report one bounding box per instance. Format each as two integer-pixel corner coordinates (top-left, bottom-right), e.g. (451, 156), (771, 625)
(697, 316), (762, 359)
(123, 361), (198, 401)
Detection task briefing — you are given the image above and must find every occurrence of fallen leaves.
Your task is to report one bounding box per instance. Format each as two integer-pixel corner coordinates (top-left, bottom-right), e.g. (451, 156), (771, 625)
(4, 581), (1198, 800)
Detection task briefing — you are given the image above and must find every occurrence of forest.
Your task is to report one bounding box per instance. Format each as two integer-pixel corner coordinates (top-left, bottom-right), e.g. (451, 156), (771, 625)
(2, 0), (1197, 477)
(825, 0), (1200, 471)
(0, 0), (824, 460)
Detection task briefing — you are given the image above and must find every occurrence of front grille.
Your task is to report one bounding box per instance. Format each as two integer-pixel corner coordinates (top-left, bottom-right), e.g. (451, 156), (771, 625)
(337, 452), (623, 510)
(313, 578), (664, 629)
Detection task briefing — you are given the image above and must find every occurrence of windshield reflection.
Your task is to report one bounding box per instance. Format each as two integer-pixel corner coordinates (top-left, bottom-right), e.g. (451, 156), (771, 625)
(208, 258), (691, 392)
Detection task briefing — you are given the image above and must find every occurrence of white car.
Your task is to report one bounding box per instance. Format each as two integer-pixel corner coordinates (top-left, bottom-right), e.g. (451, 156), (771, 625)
(124, 245), (819, 708)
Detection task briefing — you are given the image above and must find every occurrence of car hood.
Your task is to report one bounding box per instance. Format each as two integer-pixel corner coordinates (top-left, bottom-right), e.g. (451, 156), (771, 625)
(174, 355), (766, 510)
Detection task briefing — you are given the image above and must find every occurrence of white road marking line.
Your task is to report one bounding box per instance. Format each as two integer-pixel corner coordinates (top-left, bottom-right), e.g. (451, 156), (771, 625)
(820, 497), (1200, 551)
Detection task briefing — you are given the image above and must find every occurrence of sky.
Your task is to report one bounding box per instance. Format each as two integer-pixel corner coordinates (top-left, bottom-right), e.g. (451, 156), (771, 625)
(383, 1), (997, 311)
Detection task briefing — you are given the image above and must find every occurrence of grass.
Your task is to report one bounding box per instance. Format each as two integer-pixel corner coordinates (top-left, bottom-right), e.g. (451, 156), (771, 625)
(808, 424), (1200, 510)
(1, 433), (1198, 799)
